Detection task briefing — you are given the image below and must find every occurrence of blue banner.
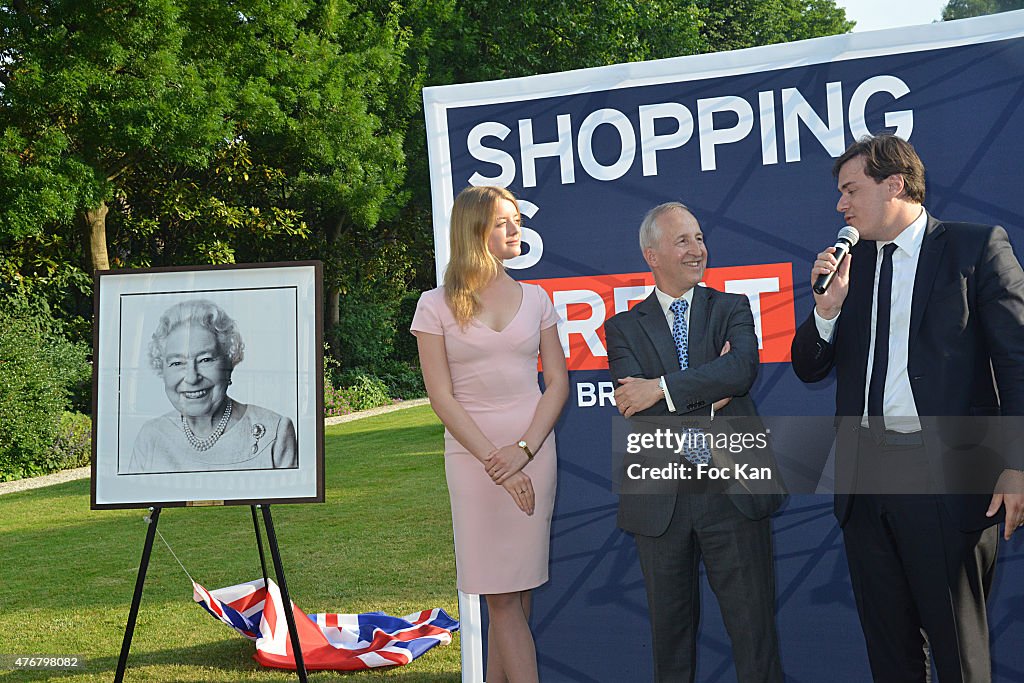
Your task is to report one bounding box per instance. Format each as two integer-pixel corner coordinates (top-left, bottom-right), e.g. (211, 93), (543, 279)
(424, 12), (1024, 682)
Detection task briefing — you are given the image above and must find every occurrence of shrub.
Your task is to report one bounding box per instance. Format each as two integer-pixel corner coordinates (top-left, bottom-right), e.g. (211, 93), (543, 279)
(375, 359), (426, 400)
(46, 334), (93, 414)
(332, 282), (401, 371)
(324, 380), (354, 418)
(50, 412), (93, 471)
(0, 315), (90, 481)
(337, 372), (392, 412)
(390, 290), (422, 365)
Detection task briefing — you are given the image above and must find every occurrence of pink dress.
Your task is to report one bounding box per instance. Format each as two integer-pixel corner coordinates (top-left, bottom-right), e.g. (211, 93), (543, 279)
(411, 283), (559, 594)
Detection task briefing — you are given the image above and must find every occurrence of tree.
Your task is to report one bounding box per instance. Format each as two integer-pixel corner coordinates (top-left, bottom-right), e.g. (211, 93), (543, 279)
(694, 0), (855, 51)
(1, 1), (412, 349)
(107, 1), (415, 341)
(1, 0), (856, 378)
(942, 0), (1024, 20)
(0, 0), (235, 273)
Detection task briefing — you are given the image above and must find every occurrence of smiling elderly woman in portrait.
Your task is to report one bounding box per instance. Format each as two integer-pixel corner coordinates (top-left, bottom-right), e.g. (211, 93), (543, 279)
(128, 299), (298, 474)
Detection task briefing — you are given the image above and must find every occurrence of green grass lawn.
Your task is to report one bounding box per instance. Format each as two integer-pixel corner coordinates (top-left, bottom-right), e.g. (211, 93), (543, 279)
(0, 406), (461, 682)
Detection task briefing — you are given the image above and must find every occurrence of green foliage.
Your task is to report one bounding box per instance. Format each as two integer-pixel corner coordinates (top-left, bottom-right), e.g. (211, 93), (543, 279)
(337, 372), (394, 411)
(323, 333), (424, 415)
(942, 0), (1024, 19)
(2, 0), (857, 396)
(324, 380), (356, 417)
(51, 412), (94, 471)
(393, 290), (425, 364)
(1, 0), (413, 344)
(370, 359), (426, 401)
(333, 292), (400, 371)
(323, 363), (424, 416)
(324, 370), (393, 416)
(0, 315), (91, 481)
(693, 0), (854, 50)
(331, 239), (419, 369)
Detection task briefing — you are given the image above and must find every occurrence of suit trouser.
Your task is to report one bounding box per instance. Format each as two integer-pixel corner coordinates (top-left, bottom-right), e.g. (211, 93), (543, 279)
(633, 491), (783, 683)
(843, 429), (999, 683)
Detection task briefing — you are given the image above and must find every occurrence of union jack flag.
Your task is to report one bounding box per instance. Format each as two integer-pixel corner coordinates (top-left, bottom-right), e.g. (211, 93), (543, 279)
(193, 578), (459, 670)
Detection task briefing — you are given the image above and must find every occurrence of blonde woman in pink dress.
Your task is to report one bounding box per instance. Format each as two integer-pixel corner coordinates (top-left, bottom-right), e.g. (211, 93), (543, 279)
(411, 185), (568, 683)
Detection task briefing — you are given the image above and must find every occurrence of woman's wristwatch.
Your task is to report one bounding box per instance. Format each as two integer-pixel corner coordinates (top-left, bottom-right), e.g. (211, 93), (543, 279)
(517, 439), (535, 461)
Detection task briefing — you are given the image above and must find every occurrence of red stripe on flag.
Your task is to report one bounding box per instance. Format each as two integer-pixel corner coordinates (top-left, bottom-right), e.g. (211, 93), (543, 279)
(227, 587), (267, 614)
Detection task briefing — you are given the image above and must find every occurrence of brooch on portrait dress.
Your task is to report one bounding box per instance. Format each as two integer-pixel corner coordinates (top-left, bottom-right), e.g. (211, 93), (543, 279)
(251, 423), (266, 454)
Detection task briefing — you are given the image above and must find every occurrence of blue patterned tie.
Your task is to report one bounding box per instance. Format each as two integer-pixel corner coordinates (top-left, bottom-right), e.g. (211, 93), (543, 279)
(670, 298), (711, 465)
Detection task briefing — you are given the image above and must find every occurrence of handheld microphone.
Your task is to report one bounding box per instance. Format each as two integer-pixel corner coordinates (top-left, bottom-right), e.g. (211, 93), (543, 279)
(813, 227), (860, 295)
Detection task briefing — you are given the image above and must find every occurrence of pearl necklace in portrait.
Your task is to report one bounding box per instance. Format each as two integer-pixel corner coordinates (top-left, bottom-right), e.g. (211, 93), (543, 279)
(181, 399), (233, 451)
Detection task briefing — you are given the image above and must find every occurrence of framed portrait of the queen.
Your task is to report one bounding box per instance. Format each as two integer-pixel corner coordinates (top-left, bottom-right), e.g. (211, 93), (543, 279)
(91, 262), (324, 509)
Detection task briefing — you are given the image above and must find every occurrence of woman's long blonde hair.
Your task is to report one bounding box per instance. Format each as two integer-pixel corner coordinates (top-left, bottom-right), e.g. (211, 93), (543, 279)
(444, 185), (519, 327)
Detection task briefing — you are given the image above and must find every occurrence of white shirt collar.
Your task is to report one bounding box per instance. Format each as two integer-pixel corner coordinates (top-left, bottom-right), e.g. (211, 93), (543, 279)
(655, 286), (694, 318)
(880, 207), (927, 258)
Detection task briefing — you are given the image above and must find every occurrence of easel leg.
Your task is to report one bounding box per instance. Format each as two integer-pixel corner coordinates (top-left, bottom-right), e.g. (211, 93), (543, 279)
(261, 505), (309, 682)
(114, 507), (161, 683)
(251, 505), (270, 588)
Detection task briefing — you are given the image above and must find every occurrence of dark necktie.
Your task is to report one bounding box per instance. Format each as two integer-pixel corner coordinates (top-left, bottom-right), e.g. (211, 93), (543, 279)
(669, 298), (711, 465)
(867, 243), (897, 429)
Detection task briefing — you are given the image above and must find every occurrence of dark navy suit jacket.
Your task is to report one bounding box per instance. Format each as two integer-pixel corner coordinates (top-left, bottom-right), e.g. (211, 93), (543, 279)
(791, 212), (1024, 529)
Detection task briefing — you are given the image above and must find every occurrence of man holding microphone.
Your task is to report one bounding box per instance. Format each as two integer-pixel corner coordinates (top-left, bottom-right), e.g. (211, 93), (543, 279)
(791, 134), (1024, 682)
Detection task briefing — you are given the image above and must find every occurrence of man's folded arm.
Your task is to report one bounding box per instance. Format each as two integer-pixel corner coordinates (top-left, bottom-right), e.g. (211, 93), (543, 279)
(663, 296), (758, 410)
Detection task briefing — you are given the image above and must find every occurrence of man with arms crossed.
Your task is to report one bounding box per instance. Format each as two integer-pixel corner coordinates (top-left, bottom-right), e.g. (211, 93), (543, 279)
(791, 134), (1024, 682)
(606, 202), (784, 682)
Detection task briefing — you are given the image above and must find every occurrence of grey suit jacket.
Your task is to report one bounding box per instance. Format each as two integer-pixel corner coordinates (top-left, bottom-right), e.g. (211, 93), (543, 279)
(605, 286), (786, 536)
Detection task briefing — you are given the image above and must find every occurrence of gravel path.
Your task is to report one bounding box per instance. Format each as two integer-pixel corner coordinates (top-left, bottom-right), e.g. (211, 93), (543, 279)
(0, 398), (432, 497)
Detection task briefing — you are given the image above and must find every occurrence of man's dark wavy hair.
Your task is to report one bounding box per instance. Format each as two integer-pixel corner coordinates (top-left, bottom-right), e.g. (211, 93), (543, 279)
(833, 134), (926, 204)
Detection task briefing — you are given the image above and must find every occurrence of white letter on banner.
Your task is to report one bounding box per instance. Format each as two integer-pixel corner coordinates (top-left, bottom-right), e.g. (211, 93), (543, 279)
(782, 82), (845, 163)
(723, 277), (780, 349)
(848, 75), (913, 141)
(578, 109), (636, 181)
(639, 103), (694, 176)
(577, 382), (597, 408)
(613, 285), (652, 314)
(520, 114), (575, 188)
(553, 290), (607, 358)
(504, 200), (543, 270)
(758, 91), (779, 166)
(697, 96), (755, 171)
(467, 122), (516, 187)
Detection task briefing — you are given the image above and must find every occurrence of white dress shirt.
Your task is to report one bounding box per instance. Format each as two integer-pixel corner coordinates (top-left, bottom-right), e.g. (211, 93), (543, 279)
(815, 208), (927, 432)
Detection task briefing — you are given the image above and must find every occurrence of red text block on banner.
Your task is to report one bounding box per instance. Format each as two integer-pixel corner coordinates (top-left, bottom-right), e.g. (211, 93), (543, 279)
(528, 262), (795, 371)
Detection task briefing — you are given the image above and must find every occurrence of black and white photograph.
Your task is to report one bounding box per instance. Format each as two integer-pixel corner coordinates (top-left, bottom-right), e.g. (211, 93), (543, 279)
(91, 262), (323, 509)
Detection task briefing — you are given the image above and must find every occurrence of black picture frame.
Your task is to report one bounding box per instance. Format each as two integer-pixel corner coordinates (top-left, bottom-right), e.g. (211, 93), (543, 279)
(90, 261), (324, 509)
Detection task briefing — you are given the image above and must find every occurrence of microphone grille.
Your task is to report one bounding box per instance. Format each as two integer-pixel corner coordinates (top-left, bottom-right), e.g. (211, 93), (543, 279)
(838, 226), (860, 245)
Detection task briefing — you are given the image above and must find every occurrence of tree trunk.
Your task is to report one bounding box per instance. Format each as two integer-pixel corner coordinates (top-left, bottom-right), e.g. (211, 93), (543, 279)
(83, 201), (110, 272)
(328, 284), (340, 331)
(326, 216), (344, 359)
